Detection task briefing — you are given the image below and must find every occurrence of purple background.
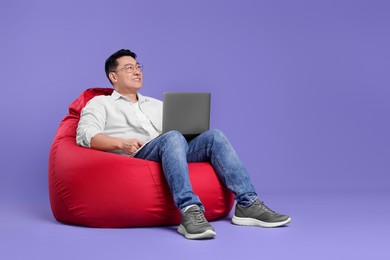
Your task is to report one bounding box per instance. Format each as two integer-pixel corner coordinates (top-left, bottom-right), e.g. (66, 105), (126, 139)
(1, 0), (389, 259)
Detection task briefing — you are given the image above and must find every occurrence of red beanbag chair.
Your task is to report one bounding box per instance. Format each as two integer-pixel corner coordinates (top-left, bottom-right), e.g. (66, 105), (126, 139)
(49, 88), (234, 228)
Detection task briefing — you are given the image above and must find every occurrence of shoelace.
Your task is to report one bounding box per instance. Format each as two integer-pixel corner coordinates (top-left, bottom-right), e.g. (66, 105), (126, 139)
(254, 200), (276, 214)
(189, 209), (207, 224)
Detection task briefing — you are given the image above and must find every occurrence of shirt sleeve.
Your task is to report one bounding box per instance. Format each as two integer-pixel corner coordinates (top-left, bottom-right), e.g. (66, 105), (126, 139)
(76, 98), (107, 148)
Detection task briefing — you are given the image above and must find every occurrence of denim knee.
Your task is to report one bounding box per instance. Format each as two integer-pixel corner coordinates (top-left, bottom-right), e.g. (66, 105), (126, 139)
(161, 130), (188, 151)
(163, 130), (187, 142)
(205, 129), (227, 144)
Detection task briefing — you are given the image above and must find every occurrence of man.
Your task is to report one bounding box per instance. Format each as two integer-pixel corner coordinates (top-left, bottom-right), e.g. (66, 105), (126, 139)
(76, 49), (291, 240)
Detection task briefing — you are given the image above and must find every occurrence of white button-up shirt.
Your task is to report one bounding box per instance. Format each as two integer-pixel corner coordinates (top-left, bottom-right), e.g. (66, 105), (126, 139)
(76, 90), (162, 155)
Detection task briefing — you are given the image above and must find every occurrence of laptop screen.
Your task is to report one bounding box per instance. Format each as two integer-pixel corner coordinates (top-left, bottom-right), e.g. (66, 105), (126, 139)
(162, 92), (211, 139)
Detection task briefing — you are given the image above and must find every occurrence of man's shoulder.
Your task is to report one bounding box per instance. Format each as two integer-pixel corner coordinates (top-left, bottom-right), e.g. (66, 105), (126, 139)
(82, 95), (114, 111)
(140, 94), (162, 105)
(87, 94), (113, 104)
(147, 96), (163, 104)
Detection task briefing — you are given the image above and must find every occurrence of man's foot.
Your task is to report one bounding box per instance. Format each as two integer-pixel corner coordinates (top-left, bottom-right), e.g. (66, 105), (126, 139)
(177, 205), (216, 239)
(232, 199), (291, 228)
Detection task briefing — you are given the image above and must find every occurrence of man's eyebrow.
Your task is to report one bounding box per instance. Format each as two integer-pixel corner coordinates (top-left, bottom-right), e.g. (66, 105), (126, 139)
(123, 63), (138, 67)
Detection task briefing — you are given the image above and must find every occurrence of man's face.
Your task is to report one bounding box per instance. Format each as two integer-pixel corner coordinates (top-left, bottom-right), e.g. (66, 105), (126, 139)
(110, 56), (143, 93)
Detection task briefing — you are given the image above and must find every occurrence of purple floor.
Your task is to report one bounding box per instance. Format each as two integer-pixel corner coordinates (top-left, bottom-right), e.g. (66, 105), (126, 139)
(1, 190), (389, 260)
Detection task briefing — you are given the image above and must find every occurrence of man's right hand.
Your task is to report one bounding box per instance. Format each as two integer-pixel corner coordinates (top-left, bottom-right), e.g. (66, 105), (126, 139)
(119, 139), (145, 154)
(90, 134), (145, 155)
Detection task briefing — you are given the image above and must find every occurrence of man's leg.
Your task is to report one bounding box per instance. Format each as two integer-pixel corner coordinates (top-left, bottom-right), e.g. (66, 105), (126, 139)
(187, 129), (291, 227)
(135, 130), (201, 211)
(187, 129), (257, 205)
(135, 131), (216, 239)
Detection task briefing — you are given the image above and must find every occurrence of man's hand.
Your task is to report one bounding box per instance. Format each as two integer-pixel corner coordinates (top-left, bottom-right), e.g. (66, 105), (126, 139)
(90, 134), (145, 155)
(119, 138), (145, 154)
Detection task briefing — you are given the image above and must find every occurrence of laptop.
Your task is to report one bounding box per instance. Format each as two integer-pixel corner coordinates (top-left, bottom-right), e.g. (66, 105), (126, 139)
(162, 92), (211, 140)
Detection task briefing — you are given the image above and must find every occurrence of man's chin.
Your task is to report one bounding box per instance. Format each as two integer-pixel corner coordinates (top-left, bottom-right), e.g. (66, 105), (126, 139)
(130, 85), (143, 91)
(116, 85), (142, 94)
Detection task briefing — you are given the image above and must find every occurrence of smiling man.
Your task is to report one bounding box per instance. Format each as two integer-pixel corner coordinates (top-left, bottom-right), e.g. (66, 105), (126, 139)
(76, 49), (291, 239)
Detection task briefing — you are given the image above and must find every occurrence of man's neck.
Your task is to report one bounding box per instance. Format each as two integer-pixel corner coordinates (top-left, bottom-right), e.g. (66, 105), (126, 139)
(125, 93), (138, 103)
(115, 89), (138, 103)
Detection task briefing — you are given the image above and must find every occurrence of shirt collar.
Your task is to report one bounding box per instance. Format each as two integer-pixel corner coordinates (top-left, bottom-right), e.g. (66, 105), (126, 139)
(111, 90), (149, 104)
(111, 90), (123, 100)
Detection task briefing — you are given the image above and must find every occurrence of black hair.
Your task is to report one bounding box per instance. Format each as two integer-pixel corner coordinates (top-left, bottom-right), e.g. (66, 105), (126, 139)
(105, 49), (137, 85)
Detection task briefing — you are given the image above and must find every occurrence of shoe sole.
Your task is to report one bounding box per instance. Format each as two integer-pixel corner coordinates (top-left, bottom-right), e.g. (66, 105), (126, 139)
(177, 224), (216, 240)
(232, 216), (291, 228)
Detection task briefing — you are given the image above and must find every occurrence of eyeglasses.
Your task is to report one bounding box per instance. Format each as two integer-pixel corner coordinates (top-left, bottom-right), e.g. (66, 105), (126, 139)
(113, 63), (143, 74)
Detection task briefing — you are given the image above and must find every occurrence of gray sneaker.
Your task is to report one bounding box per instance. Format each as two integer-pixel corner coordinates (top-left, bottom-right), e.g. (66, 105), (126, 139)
(177, 205), (216, 239)
(232, 199), (291, 228)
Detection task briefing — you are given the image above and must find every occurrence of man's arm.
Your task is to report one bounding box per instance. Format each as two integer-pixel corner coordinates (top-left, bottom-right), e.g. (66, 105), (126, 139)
(90, 134), (144, 155)
(77, 97), (145, 155)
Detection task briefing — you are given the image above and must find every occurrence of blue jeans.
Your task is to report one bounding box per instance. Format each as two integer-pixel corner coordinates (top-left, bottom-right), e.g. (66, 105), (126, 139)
(135, 129), (257, 212)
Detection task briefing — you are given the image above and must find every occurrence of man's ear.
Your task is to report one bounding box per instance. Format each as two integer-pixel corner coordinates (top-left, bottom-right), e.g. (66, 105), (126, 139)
(109, 72), (117, 83)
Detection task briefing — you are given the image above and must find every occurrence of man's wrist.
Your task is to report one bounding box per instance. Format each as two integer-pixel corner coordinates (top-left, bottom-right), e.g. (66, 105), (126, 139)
(115, 138), (124, 151)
